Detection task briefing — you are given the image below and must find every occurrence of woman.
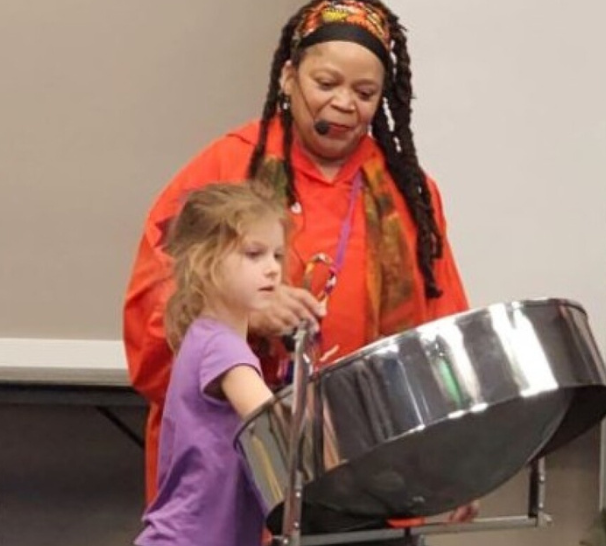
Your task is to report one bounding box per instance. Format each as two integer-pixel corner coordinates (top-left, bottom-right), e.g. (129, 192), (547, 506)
(124, 0), (477, 531)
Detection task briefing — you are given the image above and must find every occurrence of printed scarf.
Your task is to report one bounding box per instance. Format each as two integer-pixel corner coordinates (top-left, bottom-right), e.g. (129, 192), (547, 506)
(256, 155), (415, 346)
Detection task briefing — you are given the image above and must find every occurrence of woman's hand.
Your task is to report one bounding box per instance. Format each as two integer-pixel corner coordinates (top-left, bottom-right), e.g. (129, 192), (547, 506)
(448, 500), (480, 523)
(249, 285), (326, 337)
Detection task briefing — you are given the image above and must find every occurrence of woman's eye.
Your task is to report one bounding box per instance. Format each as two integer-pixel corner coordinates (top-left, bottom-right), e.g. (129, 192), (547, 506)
(357, 90), (376, 101)
(317, 81), (334, 91)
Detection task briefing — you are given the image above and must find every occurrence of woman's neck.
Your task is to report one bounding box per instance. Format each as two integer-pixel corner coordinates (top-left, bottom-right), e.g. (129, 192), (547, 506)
(308, 154), (345, 181)
(292, 132), (349, 182)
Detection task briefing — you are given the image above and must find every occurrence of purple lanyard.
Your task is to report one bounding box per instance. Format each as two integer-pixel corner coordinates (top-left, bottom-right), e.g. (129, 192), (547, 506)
(333, 170), (363, 273)
(303, 171), (363, 301)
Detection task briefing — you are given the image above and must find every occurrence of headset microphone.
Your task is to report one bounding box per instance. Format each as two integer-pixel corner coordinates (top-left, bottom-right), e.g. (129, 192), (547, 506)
(313, 119), (330, 136)
(295, 76), (331, 136)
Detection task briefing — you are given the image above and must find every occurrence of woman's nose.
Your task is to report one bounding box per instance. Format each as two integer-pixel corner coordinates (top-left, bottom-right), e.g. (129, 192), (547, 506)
(331, 88), (355, 111)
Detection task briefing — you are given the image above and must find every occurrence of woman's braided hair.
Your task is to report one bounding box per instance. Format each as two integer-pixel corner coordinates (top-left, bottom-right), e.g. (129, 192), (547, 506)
(247, 0), (443, 298)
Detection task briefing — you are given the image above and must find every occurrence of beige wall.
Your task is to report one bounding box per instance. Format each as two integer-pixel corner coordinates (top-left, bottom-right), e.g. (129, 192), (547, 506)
(0, 0), (301, 338)
(388, 0), (606, 354)
(2, 0), (604, 349)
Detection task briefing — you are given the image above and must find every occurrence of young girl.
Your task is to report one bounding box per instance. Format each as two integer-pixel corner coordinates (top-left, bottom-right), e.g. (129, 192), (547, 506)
(134, 182), (286, 546)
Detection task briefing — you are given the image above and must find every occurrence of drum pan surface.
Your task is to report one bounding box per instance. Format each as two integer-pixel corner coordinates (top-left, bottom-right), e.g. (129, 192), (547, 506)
(236, 298), (606, 532)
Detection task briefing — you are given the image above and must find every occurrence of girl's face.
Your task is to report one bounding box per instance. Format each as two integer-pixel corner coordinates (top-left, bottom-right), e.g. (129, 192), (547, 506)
(214, 217), (285, 316)
(281, 40), (385, 164)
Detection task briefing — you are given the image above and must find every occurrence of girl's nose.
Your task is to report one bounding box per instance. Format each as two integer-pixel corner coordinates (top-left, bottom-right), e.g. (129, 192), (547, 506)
(266, 257), (282, 277)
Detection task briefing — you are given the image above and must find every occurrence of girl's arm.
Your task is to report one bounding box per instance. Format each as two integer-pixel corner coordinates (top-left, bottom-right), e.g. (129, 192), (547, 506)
(221, 365), (274, 419)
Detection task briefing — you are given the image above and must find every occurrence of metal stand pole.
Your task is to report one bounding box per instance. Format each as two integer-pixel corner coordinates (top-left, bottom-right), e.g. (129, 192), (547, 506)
(279, 324), (314, 546)
(528, 457), (550, 526)
(600, 420), (606, 511)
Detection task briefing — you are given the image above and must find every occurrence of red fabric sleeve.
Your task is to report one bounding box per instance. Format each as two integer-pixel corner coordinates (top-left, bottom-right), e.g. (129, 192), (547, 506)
(425, 177), (469, 319)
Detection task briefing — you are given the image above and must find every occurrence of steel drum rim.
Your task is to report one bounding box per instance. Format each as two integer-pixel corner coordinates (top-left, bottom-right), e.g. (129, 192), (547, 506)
(235, 296), (587, 432)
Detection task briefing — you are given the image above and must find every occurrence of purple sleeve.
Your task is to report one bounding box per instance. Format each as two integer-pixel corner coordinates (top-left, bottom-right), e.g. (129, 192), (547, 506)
(197, 329), (261, 396)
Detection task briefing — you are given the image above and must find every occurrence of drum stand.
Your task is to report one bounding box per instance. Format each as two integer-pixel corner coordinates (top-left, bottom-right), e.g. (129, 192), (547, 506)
(273, 324), (553, 546)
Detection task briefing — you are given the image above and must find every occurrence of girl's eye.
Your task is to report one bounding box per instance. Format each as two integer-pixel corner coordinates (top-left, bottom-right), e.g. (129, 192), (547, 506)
(274, 251), (285, 262)
(244, 249), (263, 259)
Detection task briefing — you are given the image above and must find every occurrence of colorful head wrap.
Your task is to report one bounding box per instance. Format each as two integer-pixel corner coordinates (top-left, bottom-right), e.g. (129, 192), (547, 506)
(292, 0), (391, 67)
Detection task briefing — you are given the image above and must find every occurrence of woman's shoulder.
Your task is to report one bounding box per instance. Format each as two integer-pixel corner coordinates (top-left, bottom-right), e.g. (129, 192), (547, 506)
(423, 171), (442, 199)
(144, 120), (263, 232)
(199, 119), (261, 152)
(211, 117), (283, 158)
(171, 118), (285, 185)
(185, 119), (261, 167)
(223, 119), (263, 145)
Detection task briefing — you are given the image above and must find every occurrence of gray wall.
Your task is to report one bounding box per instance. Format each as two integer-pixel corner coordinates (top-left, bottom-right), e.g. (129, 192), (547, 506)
(0, 405), (146, 546)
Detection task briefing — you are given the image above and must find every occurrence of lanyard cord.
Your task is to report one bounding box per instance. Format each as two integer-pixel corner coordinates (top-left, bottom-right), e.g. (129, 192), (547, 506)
(333, 170), (363, 274)
(305, 170), (363, 301)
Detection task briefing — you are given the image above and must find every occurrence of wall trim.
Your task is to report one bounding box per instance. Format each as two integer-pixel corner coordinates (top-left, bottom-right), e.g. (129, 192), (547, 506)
(0, 338), (126, 370)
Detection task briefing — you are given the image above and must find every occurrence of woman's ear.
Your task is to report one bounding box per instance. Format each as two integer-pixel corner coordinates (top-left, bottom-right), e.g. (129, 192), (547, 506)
(280, 60), (295, 96)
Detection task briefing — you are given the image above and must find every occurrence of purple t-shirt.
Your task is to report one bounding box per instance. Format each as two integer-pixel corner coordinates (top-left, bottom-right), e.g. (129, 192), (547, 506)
(135, 317), (265, 546)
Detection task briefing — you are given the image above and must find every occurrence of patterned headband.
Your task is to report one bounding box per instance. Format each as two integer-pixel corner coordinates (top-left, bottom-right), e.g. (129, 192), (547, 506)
(292, 0), (391, 67)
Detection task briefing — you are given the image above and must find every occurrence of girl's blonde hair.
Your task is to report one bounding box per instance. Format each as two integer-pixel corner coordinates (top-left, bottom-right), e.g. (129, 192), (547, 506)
(164, 182), (285, 352)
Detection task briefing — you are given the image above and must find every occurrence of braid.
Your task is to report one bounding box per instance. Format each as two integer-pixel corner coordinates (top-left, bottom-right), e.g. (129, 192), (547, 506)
(280, 108), (297, 205)
(248, 0), (327, 206)
(365, 0), (444, 298)
(246, 17), (294, 181)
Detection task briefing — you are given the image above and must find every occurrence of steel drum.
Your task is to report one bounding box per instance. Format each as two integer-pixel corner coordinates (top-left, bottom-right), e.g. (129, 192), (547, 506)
(235, 298), (606, 533)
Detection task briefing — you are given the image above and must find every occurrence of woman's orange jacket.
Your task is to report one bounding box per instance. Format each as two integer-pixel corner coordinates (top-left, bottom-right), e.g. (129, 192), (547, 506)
(123, 119), (469, 502)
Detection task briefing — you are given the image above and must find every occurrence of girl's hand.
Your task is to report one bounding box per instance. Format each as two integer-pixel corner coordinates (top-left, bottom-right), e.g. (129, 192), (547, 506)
(249, 285), (326, 338)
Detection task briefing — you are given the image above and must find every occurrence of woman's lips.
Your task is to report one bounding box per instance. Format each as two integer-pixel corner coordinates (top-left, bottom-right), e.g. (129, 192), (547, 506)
(327, 123), (353, 134)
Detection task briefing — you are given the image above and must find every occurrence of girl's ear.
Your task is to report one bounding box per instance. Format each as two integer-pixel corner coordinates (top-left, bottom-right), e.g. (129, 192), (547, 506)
(280, 60), (295, 96)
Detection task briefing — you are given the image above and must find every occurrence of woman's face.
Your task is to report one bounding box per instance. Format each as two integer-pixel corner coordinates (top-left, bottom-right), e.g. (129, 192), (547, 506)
(281, 40), (385, 164)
